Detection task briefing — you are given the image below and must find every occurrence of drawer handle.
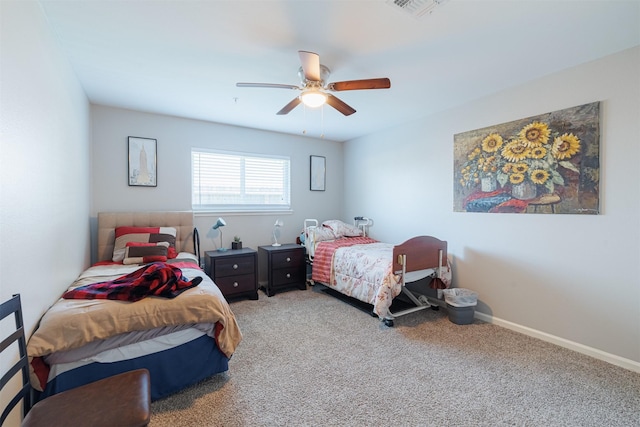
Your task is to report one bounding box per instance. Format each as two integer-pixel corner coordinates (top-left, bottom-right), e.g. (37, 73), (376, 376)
(286, 273), (291, 278)
(233, 282), (239, 287)
(286, 257), (291, 262)
(233, 264), (238, 270)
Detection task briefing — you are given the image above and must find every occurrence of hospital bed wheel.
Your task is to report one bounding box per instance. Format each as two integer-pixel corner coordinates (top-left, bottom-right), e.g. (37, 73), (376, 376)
(383, 318), (394, 327)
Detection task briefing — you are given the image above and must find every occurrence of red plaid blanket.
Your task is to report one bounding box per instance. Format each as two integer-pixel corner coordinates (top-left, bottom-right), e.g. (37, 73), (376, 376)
(63, 262), (202, 302)
(311, 237), (378, 284)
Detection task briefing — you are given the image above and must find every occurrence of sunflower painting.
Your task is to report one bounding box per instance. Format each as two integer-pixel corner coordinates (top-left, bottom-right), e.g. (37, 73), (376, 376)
(453, 102), (600, 214)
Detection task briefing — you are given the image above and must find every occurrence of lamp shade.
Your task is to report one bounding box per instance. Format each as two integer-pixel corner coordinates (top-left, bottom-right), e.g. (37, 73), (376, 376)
(212, 218), (226, 230)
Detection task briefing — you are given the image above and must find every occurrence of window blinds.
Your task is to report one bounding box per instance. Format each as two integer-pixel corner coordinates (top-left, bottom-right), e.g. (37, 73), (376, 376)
(192, 149), (291, 211)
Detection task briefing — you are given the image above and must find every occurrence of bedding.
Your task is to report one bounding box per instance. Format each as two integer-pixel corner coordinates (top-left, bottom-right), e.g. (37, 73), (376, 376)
(311, 236), (377, 284)
(123, 241), (170, 264)
(28, 257), (241, 396)
(61, 261), (202, 301)
(312, 238), (405, 317)
(27, 211), (243, 401)
(321, 219), (363, 237)
(305, 218), (451, 325)
(113, 226), (178, 261)
(312, 226), (339, 242)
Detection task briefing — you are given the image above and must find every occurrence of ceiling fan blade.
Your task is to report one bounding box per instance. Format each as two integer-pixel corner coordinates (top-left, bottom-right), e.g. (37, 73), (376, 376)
(326, 94), (356, 116)
(276, 97), (302, 115)
(328, 78), (391, 91)
(236, 82), (300, 90)
(298, 50), (321, 81)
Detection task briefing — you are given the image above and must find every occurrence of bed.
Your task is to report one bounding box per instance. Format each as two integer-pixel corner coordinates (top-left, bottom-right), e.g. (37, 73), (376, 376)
(26, 211), (242, 402)
(303, 218), (451, 326)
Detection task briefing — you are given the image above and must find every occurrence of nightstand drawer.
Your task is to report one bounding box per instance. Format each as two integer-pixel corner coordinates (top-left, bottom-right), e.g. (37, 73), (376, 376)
(271, 268), (305, 286)
(215, 274), (256, 296)
(214, 256), (254, 277)
(271, 250), (304, 269)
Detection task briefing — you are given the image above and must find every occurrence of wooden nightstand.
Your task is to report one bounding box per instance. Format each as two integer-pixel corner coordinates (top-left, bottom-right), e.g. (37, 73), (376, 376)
(258, 244), (306, 297)
(204, 248), (258, 301)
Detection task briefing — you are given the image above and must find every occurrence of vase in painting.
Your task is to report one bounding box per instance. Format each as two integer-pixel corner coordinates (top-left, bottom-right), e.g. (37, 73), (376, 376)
(512, 181), (537, 200)
(480, 175), (497, 192)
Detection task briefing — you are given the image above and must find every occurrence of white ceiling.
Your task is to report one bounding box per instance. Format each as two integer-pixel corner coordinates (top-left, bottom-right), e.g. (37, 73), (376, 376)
(38, 0), (640, 142)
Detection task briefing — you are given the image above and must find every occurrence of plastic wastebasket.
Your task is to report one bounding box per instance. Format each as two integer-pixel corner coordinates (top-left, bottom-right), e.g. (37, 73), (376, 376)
(442, 288), (478, 325)
(442, 288), (478, 307)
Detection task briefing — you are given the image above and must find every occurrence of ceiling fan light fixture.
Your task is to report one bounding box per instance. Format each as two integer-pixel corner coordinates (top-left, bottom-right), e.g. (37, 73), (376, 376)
(239, 51), (389, 117)
(300, 90), (327, 108)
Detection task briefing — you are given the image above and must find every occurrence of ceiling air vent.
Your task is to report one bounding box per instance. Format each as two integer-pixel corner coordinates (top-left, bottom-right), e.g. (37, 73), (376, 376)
(387, 0), (449, 18)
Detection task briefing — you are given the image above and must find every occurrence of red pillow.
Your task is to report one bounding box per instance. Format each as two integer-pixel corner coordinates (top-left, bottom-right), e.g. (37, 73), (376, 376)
(113, 227), (177, 261)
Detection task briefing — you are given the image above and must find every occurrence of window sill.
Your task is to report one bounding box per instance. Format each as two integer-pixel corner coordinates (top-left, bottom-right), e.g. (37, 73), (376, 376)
(194, 209), (293, 217)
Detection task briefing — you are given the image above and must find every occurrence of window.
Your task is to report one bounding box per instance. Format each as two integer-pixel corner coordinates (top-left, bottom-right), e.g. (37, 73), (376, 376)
(192, 149), (291, 212)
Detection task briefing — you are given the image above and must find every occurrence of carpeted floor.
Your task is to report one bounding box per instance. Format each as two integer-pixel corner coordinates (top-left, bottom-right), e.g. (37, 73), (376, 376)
(150, 285), (640, 426)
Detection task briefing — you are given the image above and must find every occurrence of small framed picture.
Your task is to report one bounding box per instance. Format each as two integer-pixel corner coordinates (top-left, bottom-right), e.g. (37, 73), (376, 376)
(310, 155), (326, 191)
(128, 136), (157, 187)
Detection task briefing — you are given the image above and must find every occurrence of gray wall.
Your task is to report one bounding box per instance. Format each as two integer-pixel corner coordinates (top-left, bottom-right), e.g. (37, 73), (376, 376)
(0, 2), (91, 424)
(0, 0), (91, 333)
(91, 105), (344, 260)
(343, 47), (640, 369)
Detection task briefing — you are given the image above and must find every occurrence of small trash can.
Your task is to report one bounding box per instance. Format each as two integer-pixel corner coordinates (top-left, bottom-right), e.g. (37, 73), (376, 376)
(442, 288), (478, 325)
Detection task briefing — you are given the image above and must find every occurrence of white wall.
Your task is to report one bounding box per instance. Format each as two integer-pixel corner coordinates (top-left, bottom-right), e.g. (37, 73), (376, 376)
(0, 1), (90, 424)
(91, 106), (343, 260)
(344, 47), (640, 369)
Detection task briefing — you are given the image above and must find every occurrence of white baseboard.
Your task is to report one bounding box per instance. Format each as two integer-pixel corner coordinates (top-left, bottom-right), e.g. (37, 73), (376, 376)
(474, 311), (640, 374)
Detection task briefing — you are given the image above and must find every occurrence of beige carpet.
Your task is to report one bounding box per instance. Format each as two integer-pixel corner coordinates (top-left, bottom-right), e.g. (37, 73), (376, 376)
(150, 285), (640, 426)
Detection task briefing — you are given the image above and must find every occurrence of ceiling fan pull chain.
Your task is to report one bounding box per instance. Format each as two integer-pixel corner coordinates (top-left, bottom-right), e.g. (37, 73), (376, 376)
(321, 105), (325, 139)
(302, 104), (307, 135)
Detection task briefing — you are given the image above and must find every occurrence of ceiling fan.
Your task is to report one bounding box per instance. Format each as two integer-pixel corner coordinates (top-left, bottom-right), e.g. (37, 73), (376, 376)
(236, 50), (391, 116)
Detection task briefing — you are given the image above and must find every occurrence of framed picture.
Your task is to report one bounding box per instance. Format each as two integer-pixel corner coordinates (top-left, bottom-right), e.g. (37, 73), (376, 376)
(128, 136), (157, 187)
(310, 155), (326, 191)
(453, 102), (600, 214)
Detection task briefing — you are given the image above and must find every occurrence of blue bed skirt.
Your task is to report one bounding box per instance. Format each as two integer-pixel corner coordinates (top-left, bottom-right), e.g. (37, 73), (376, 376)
(36, 334), (229, 402)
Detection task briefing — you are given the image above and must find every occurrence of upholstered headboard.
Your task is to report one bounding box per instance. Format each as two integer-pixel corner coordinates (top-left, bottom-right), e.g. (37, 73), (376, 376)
(97, 211), (195, 262)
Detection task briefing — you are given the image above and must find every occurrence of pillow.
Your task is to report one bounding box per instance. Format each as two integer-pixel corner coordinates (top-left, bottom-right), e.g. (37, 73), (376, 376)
(322, 220), (363, 238)
(113, 226), (177, 262)
(311, 226), (337, 242)
(122, 242), (169, 265)
(166, 251), (199, 264)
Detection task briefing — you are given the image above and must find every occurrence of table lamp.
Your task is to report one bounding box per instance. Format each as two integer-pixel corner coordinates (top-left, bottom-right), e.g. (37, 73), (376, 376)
(272, 219), (283, 247)
(212, 217), (227, 251)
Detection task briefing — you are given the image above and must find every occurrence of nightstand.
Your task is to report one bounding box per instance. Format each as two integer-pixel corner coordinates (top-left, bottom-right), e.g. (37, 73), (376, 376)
(258, 244), (306, 297)
(204, 248), (258, 301)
